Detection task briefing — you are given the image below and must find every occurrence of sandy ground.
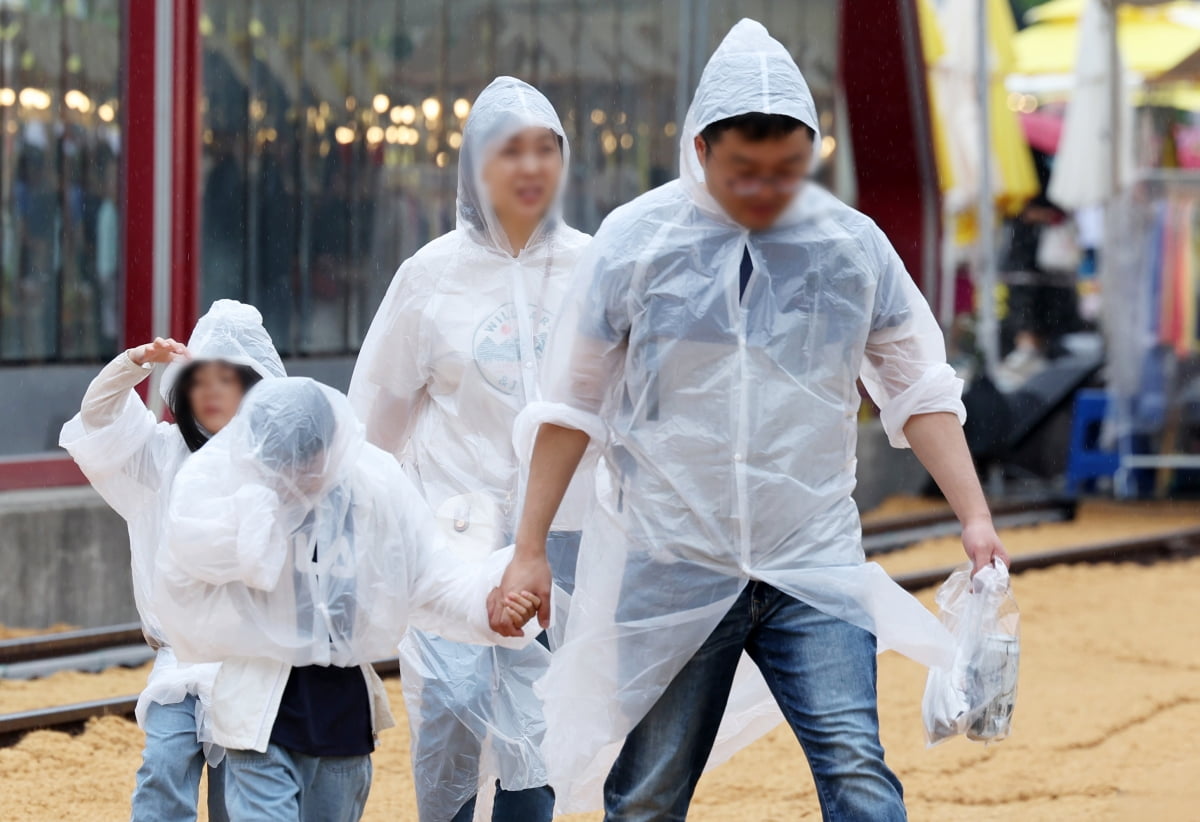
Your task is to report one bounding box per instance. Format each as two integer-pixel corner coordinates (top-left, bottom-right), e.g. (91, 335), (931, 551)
(3, 502), (1200, 820)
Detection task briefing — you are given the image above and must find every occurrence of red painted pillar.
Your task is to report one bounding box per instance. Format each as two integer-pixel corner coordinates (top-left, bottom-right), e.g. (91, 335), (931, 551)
(171, 0), (202, 340)
(838, 0), (941, 293)
(121, 0), (157, 351)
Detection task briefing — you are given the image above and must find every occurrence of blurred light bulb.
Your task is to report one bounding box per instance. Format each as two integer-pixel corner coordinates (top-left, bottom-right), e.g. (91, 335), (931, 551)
(453, 97), (471, 119)
(664, 122), (677, 137)
(373, 94), (389, 114)
(400, 105), (416, 125)
(0, 88), (14, 106)
(335, 126), (355, 144)
(448, 131), (462, 149)
(620, 133), (633, 149)
(590, 109), (606, 125)
(97, 102), (114, 122)
(19, 88), (50, 110)
(435, 151), (449, 168)
(820, 135), (836, 159)
(422, 97), (441, 120)
(366, 125), (384, 144)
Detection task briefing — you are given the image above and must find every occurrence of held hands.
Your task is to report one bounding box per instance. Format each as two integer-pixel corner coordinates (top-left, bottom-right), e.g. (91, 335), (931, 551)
(131, 337), (189, 366)
(486, 589), (542, 637)
(962, 517), (1011, 575)
(487, 550), (553, 637)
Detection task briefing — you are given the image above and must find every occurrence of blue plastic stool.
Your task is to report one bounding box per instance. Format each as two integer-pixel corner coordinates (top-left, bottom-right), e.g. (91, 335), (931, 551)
(1065, 389), (1119, 494)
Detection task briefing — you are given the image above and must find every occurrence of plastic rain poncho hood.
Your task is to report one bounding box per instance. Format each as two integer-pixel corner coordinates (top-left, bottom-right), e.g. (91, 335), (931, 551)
(58, 299), (285, 731)
(348, 76), (591, 821)
(154, 377), (528, 669)
(520, 19), (966, 812)
(160, 299), (286, 403)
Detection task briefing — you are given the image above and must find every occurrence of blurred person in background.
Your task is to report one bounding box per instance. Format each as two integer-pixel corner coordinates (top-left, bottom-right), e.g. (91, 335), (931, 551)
(350, 76), (593, 822)
(59, 300), (286, 822)
(995, 150), (1081, 391)
(491, 19), (1009, 821)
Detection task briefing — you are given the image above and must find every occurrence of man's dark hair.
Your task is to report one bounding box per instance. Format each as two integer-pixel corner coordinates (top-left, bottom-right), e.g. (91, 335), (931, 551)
(170, 362), (264, 452)
(700, 113), (814, 146)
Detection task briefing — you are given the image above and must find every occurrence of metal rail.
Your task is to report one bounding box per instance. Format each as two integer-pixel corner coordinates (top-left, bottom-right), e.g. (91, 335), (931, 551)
(0, 657), (402, 744)
(5, 512), (1195, 749)
(0, 497), (1076, 670)
(0, 622), (144, 665)
(862, 496), (1077, 555)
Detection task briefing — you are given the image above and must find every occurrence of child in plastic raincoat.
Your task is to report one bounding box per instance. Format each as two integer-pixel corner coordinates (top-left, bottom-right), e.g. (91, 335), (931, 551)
(59, 299), (286, 822)
(349, 76), (593, 822)
(491, 19), (1011, 819)
(152, 377), (540, 822)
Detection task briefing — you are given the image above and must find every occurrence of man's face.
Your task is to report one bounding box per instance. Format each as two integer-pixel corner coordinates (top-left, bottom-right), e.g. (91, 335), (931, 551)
(695, 128), (814, 231)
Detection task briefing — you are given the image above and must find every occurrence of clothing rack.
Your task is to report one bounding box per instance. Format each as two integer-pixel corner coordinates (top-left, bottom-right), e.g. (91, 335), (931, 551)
(1104, 169), (1200, 496)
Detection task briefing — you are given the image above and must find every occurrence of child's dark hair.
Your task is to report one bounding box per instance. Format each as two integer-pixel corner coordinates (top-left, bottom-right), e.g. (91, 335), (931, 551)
(170, 362), (264, 452)
(700, 113), (814, 146)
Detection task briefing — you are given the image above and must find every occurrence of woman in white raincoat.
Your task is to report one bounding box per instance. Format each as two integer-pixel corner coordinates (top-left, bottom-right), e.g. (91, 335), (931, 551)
(153, 377), (539, 822)
(348, 76), (591, 822)
(492, 19), (1010, 819)
(59, 299), (285, 822)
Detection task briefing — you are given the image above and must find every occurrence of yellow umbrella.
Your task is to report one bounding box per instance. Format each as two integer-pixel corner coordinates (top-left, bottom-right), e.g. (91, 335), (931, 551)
(1014, 1), (1200, 78)
(932, 0), (1040, 241)
(917, 0), (956, 194)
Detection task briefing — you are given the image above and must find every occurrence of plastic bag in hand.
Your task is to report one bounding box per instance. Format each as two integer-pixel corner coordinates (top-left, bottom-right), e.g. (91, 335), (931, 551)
(922, 560), (1019, 745)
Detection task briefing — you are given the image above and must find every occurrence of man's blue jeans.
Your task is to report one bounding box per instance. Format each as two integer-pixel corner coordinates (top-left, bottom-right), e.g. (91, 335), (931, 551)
(224, 745), (371, 822)
(603, 581), (905, 822)
(131, 694), (228, 822)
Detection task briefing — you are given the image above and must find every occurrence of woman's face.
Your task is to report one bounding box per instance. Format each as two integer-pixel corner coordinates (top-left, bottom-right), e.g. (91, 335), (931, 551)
(480, 127), (562, 229)
(187, 362), (246, 434)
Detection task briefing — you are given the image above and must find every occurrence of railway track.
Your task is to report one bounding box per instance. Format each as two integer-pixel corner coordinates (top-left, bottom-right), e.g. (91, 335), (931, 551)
(0, 496), (1078, 673)
(4, 509), (1196, 748)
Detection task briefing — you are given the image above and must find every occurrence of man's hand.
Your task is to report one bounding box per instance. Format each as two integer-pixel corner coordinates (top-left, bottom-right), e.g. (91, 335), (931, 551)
(131, 337), (188, 366)
(962, 517), (1010, 574)
(488, 551), (552, 636)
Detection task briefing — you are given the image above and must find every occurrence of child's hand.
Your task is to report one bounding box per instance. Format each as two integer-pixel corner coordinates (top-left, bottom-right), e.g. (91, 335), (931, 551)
(131, 337), (189, 366)
(498, 590), (542, 632)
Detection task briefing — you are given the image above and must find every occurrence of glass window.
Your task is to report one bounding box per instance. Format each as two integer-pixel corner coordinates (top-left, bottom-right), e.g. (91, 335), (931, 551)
(199, 0), (842, 356)
(0, 0), (123, 363)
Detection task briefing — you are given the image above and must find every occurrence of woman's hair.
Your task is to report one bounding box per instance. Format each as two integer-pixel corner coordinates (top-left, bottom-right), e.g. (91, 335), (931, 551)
(169, 362), (264, 452)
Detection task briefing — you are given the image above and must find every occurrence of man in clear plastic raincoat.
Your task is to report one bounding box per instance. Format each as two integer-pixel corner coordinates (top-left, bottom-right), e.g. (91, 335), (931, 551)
(154, 377), (538, 821)
(350, 76), (592, 821)
(492, 19), (1010, 820)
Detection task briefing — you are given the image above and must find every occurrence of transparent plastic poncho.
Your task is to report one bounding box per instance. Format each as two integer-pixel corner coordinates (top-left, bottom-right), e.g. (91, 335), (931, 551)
(58, 299), (286, 732)
(154, 378), (527, 669)
(519, 19), (966, 812)
(348, 76), (589, 821)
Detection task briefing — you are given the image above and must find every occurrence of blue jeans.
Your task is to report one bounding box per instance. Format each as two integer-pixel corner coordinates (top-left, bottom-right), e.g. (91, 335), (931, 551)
(604, 581), (905, 822)
(224, 745), (371, 822)
(131, 694), (228, 822)
(451, 782), (556, 822)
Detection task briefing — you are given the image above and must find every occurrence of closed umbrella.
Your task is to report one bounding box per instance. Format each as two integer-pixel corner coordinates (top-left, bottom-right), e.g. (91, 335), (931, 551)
(1048, 0), (1135, 210)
